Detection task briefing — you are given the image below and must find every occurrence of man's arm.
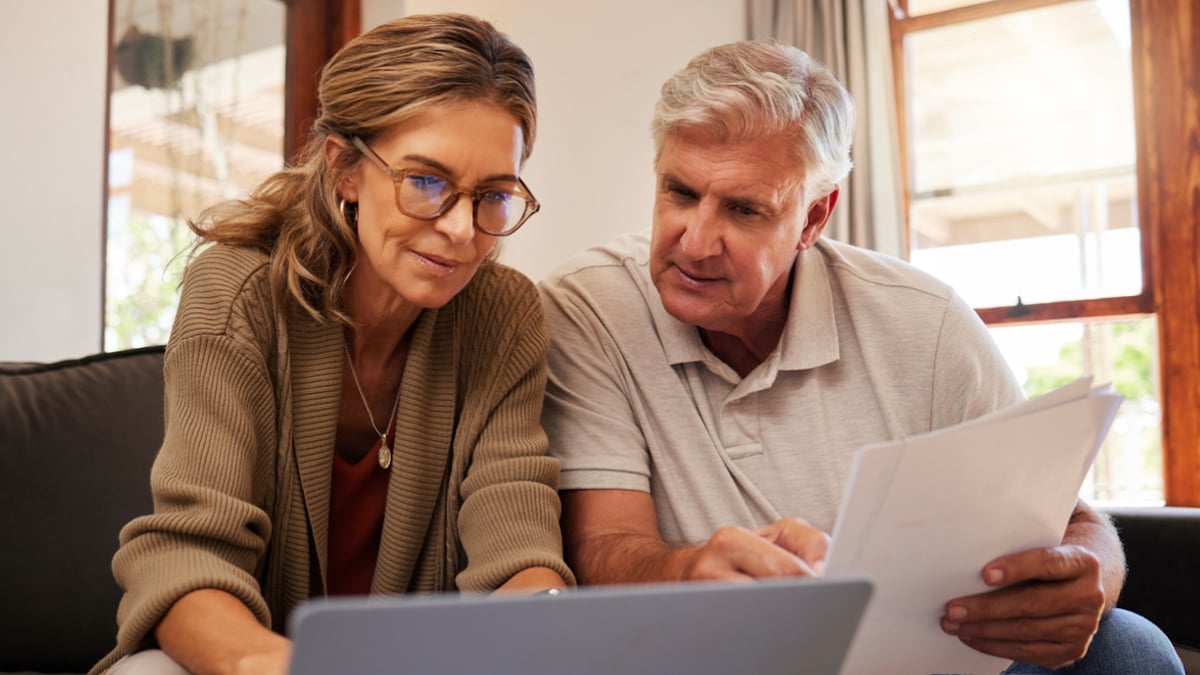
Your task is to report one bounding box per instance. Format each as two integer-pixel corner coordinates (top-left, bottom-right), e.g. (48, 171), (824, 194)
(941, 499), (1125, 670)
(562, 489), (829, 584)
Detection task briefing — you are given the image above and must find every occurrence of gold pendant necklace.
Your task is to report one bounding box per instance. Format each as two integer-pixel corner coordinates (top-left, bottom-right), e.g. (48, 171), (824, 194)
(344, 344), (402, 469)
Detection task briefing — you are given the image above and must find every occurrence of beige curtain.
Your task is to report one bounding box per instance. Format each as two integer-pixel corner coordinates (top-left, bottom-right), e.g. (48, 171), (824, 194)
(746, 0), (903, 256)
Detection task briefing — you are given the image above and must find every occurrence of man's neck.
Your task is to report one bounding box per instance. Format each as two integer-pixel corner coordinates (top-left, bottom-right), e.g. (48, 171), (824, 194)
(699, 322), (784, 378)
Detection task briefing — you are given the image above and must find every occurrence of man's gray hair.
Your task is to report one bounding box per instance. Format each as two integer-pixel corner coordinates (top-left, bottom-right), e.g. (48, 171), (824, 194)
(652, 40), (855, 197)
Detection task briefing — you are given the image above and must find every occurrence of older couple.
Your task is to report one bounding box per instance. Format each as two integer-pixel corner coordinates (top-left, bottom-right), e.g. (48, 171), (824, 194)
(94, 12), (1181, 675)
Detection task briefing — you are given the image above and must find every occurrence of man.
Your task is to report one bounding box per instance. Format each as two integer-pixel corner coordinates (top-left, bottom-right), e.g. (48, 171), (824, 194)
(539, 40), (1182, 674)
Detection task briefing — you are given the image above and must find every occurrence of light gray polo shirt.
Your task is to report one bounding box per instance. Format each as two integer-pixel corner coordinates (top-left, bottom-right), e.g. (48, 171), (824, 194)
(540, 231), (1022, 545)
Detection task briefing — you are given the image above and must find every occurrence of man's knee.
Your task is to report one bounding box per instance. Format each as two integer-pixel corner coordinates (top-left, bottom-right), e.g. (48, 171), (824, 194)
(1006, 608), (1184, 674)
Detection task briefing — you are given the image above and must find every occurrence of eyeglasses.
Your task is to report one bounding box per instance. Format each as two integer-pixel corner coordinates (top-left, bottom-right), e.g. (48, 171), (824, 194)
(351, 136), (540, 237)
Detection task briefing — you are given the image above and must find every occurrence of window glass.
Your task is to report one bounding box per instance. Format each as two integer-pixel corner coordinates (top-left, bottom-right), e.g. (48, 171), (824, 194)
(904, 0), (1138, 308)
(991, 319), (1163, 505)
(106, 0), (285, 349)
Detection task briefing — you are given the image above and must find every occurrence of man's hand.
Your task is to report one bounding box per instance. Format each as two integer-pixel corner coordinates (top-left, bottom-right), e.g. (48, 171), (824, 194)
(683, 517), (830, 581)
(561, 489), (829, 585)
(941, 544), (1106, 670)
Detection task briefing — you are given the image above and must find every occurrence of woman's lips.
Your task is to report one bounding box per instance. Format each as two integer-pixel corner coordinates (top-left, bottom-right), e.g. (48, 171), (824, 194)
(413, 250), (466, 276)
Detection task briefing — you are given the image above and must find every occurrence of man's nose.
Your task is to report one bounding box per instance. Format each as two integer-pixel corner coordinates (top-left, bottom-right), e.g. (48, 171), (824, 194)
(680, 203), (723, 259)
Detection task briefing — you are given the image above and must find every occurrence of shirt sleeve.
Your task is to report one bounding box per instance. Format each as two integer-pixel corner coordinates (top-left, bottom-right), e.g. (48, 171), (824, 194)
(930, 291), (1027, 429)
(110, 314), (278, 657)
(538, 271), (654, 493)
(452, 269), (576, 591)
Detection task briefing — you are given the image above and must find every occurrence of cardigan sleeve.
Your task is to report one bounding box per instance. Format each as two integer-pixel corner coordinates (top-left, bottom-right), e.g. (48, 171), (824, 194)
(451, 265), (576, 591)
(103, 249), (280, 663)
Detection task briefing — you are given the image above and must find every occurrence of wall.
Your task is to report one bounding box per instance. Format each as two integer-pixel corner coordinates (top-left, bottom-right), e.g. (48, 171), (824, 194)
(0, 2), (109, 361)
(365, 0), (745, 281)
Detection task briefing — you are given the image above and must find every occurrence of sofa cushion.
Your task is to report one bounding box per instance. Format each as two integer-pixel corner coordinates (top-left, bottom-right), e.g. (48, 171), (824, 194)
(1106, 506), (1200, 651)
(0, 347), (164, 673)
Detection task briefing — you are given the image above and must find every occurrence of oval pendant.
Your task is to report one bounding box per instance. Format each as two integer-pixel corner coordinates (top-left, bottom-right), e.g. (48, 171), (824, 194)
(378, 441), (392, 470)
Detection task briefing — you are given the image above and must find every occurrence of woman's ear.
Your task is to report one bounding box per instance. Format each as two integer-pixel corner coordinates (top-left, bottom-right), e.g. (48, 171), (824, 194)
(324, 136), (359, 202)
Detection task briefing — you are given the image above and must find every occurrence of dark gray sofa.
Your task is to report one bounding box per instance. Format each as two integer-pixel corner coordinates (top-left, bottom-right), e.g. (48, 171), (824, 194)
(0, 347), (164, 674)
(1105, 506), (1200, 671)
(1, 346), (1197, 673)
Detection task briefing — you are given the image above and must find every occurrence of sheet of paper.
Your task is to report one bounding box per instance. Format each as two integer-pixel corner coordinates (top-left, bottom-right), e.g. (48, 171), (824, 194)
(825, 380), (1123, 675)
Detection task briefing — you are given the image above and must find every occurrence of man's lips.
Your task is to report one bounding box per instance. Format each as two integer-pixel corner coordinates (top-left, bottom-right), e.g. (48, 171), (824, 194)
(673, 263), (721, 284)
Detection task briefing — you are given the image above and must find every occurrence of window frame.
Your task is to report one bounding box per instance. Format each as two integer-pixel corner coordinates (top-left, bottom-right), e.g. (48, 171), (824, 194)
(888, 0), (1200, 505)
(283, 0), (361, 161)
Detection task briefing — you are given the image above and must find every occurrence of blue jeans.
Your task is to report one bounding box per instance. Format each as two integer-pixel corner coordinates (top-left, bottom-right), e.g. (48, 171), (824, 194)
(1002, 609), (1184, 674)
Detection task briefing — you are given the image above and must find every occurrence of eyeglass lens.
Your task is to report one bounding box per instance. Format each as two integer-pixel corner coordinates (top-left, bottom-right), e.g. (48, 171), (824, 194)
(398, 174), (528, 235)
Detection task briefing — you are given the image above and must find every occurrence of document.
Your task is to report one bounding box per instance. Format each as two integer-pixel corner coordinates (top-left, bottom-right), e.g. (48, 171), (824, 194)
(824, 378), (1123, 675)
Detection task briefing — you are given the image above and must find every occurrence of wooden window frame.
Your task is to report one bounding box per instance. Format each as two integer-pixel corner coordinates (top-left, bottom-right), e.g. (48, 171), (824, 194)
(888, 0), (1200, 505)
(282, 0), (361, 162)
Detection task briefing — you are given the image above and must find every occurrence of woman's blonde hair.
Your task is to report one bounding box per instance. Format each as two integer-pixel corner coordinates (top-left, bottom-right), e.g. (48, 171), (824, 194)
(189, 13), (536, 325)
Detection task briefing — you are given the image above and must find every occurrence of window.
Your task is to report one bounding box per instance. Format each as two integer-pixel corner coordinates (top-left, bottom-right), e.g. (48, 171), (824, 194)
(890, 0), (1200, 505)
(105, 0), (287, 350)
(103, 0), (360, 350)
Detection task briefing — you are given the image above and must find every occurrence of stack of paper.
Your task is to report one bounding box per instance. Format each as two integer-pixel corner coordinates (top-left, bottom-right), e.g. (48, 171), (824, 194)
(824, 378), (1124, 675)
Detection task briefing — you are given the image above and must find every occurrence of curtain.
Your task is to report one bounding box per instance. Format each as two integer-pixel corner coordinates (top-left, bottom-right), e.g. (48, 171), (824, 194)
(746, 0), (903, 257)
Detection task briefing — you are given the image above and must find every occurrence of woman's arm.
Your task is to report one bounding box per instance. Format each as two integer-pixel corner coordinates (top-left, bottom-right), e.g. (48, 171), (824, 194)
(108, 250), (283, 668)
(155, 590), (291, 675)
(493, 566), (570, 594)
(453, 268), (577, 592)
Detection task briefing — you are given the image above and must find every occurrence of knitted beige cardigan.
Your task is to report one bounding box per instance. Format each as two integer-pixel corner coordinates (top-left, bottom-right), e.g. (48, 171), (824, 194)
(92, 245), (573, 673)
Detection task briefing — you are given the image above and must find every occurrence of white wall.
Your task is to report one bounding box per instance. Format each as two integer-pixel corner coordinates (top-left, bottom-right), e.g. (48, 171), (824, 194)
(0, 2), (109, 361)
(365, 0), (745, 281)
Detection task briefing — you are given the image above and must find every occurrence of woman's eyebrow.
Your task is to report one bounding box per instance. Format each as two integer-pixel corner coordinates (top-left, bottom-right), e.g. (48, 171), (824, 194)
(401, 153), (518, 184)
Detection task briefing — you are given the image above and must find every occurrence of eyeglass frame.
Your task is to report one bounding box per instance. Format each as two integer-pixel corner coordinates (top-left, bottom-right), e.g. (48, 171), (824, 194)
(349, 136), (540, 237)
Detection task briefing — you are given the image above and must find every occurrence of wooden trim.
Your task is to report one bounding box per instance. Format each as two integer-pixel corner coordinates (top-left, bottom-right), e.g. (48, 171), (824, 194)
(894, 0), (1072, 33)
(888, 6), (913, 258)
(1130, 0), (1200, 507)
(283, 0), (362, 163)
(101, 0), (116, 352)
(976, 294), (1155, 327)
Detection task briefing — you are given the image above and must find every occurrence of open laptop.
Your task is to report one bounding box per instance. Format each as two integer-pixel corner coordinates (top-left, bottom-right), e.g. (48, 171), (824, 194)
(288, 576), (872, 675)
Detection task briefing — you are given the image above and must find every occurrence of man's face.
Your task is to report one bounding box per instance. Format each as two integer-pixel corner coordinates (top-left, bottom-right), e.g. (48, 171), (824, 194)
(650, 130), (830, 338)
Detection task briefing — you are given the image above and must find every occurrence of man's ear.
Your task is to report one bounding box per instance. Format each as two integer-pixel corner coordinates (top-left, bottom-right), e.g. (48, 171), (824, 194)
(324, 136), (359, 202)
(798, 186), (839, 251)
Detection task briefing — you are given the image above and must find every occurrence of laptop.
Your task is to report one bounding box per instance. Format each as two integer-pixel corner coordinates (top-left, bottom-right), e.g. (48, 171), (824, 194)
(288, 576), (872, 675)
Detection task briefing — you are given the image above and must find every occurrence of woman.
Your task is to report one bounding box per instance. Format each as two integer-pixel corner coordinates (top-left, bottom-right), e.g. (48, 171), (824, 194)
(93, 14), (572, 675)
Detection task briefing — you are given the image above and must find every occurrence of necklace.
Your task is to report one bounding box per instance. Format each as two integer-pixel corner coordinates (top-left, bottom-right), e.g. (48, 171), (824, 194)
(343, 344), (402, 469)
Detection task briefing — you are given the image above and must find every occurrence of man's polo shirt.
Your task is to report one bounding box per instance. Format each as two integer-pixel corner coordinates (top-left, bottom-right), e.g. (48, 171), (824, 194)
(540, 231), (1022, 545)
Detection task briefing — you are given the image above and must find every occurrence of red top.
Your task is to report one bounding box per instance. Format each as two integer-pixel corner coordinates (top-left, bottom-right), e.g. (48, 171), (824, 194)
(326, 439), (390, 596)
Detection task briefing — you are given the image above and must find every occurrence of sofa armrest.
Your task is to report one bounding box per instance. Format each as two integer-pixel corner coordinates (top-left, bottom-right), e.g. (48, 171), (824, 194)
(1104, 506), (1200, 650)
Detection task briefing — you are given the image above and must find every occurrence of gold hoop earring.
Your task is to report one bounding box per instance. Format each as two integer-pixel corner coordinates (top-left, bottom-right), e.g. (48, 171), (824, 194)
(339, 199), (358, 228)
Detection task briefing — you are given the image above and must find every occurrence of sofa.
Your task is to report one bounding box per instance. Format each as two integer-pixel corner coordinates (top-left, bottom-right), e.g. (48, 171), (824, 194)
(1, 346), (1198, 673)
(1, 347), (164, 674)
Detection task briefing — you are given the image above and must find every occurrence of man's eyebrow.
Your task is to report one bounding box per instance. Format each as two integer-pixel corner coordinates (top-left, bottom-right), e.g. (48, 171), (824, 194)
(724, 194), (775, 213)
(659, 172), (693, 189)
(400, 153), (518, 183)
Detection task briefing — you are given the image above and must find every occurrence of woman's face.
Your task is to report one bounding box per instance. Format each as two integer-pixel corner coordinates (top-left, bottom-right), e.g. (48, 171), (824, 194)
(338, 100), (525, 313)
